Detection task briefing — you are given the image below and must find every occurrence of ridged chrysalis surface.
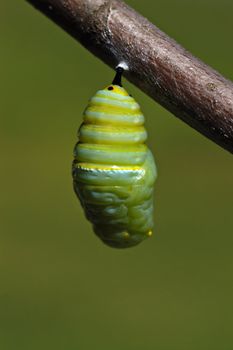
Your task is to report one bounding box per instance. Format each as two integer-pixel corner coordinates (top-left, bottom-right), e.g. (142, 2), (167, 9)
(72, 75), (157, 248)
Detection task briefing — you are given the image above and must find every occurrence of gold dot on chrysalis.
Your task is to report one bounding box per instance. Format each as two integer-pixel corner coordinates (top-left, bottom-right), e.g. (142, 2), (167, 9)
(147, 230), (153, 237)
(123, 232), (130, 238)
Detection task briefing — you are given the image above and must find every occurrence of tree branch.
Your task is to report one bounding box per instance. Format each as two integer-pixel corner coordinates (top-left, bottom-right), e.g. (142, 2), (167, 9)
(26, 0), (233, 153)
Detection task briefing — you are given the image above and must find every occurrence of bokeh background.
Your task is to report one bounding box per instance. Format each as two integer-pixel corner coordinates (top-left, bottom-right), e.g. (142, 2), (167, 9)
(1, 1), (233, 349)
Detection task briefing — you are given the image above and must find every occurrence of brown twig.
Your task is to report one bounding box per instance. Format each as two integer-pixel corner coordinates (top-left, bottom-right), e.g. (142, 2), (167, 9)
(26, 0), (233, 153)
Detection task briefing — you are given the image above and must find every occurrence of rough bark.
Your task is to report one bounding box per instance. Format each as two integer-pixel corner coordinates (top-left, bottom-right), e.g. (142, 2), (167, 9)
(26, 0), (233, 153)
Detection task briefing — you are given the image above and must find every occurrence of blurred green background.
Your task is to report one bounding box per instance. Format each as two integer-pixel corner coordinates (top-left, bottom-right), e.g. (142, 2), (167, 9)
(1, 1), (233, 349)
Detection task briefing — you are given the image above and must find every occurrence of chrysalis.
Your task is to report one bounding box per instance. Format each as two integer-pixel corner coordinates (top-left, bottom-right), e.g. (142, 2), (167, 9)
(72, 67), (157, 248)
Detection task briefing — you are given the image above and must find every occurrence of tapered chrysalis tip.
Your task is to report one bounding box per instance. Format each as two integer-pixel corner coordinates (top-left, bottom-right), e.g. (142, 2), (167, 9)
(112, 63), (128, 87)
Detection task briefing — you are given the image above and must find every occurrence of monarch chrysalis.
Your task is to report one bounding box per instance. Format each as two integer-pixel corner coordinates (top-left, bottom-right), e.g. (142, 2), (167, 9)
(72, 66), (157, 248)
